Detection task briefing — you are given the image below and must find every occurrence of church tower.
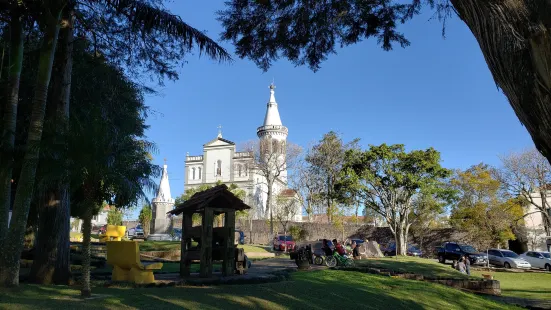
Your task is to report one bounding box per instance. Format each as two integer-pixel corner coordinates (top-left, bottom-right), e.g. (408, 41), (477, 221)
(257, 83), (289, 181)
(151, 162), (175, 234)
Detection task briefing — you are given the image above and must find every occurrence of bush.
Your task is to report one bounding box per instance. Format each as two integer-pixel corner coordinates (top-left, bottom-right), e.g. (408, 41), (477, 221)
(289, 225), (309, 242)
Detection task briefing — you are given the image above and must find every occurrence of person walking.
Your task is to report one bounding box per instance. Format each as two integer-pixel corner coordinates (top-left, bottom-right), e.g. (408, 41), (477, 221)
(465, 255), (471, 276)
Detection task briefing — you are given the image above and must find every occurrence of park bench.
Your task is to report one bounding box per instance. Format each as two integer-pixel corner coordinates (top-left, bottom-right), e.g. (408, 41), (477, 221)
(99, 225), (126, 242)
(106, 241), (163, 284)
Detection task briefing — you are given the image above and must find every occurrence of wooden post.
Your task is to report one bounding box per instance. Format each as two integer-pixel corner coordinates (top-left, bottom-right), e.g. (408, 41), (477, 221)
(200, 207), (214, 278)
(222, 211), (236, 276)
(180, 214), (192, 277)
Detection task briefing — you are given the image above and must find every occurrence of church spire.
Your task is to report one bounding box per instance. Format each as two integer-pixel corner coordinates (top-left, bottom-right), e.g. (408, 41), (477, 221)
(257, 83), (288, 139)
(154, 161), (174, 203)
(263, 83), (283, 126)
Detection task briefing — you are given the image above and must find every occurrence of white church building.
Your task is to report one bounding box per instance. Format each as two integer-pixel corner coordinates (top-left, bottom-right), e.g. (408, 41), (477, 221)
(184, 84), (302, 222)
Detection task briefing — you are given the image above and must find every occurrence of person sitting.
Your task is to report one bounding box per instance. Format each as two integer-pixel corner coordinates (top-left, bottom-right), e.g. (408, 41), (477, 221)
(456, 256), (467, 274)
(352, 241), (360, 260)
(322, 239), (333, 256)
(333, 239), (346, 256)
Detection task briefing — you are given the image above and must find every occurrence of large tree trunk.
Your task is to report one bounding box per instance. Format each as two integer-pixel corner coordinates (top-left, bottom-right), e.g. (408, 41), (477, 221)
(30, 9), (75, 285)
(0, 11), (61, 287)
(81, 210), (92, 297)
(0, 11), (24, 246)
(450, 1), (551, 163)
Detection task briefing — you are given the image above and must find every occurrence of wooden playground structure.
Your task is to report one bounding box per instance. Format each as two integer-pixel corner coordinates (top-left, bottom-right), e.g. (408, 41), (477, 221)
(168, 184), (251, 278)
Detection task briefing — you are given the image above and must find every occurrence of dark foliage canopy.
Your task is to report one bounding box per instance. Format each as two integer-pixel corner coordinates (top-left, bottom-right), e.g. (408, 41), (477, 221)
(218, 0), (451, 71)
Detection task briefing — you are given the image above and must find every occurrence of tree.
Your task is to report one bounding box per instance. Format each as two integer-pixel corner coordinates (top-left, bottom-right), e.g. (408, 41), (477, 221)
(242, 139), (302, 234)
(338, 144), (451, 255)
(289, 157), (323, 222)
(139, 204), (152, 238)
(0, 0), (232, 287)
(218, 1), (551, 170)
(449, 164), (524, 250)
(306, 132), (358, 223)
(273, 192), (299, 252)
(107, 208), (123, 226)
(497, 148), (551, 236)
(409, 191), (450, 254)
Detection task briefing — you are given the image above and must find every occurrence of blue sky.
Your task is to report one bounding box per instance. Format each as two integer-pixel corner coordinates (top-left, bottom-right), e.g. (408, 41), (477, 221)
(143, 2), (533, 205)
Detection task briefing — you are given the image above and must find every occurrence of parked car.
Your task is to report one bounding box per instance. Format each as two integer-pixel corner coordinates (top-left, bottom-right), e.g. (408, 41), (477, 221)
(519, 251), (550, 271)
(273, 235), (295, 251)
(488, 249), (531, 269)
(383, 243), (422, 257)
(436, 242), (488, 266)
(127, 224), (145, 240)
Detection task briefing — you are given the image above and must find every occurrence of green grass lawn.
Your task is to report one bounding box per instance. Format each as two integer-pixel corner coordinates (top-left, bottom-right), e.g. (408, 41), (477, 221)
(356, 256), (471, 279)
(470, 270), (551, 300)
(0, 270), (515, 310)
(357, 256), (550, 301)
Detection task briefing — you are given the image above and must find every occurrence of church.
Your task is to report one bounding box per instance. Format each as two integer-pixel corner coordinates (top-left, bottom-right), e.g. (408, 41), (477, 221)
(184, 84), (302, 222)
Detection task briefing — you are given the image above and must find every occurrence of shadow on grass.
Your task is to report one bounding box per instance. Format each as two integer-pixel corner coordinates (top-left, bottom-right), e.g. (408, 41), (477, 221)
(1, 270), (514, 310)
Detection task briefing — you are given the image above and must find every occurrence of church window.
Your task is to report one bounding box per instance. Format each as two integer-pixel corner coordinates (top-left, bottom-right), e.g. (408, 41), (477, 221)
(244, 164), (248, 176)
(272, 139), (278, 153)
(198, 167), (202, 179)
(216, 160), (222, 176)
(238, 164), (242, 177)
(192, 168), (196, 180)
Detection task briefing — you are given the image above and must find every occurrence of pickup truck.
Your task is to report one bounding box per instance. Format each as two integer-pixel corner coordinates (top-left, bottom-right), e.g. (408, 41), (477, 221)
(436, 242), (488, 266)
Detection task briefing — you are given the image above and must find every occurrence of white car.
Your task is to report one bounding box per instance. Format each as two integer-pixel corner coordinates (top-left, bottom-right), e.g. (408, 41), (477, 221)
(519, 251), (551, 271)
(487, 249), (532, 269)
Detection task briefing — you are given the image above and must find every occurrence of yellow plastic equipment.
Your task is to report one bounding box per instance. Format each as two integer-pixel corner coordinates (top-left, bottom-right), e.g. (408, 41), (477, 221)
(106, 241), (163, 284)
(99, 225), (127, 242)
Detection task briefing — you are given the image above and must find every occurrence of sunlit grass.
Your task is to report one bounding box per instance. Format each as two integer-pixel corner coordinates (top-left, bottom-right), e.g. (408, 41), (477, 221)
(0, 270), (516, 309)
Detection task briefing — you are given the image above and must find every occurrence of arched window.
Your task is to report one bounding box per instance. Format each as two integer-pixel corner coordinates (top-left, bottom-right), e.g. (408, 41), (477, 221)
(244, 164), (248, 176)
(238, 164), (242, 177)
(272, 139), (278, 153)
(216, 160), (222, 176)
(192, 168), (196, 180)
(198, 167), (202, 179)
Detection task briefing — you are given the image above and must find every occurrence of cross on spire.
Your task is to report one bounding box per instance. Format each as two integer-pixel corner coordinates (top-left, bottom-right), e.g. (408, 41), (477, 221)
(217, 124), (223, 138)
(164, 158), (167, 165)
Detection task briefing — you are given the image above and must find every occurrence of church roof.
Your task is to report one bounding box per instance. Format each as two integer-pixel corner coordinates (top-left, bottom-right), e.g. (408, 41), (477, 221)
(168, 184), (251, 215)
(204, 136), (236, 147)
(153, 164), (174, 203)
(263, 84), (283, 126)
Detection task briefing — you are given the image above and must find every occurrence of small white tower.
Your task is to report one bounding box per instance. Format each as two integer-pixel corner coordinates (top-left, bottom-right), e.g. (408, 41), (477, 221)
(151, 159), (175, 234)
(256, 83), (289, 180)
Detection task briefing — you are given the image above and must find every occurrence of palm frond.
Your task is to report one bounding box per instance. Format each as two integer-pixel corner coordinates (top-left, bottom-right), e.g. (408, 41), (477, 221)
(103, 0), (232, 63)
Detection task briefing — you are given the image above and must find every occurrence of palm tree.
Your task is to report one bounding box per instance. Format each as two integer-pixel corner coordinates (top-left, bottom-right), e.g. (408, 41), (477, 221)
(1, 0), (231, 287)
(0, 3), (25, 248)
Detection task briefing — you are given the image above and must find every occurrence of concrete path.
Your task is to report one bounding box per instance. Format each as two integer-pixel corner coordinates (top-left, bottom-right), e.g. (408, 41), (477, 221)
(154, 258), (325, 284)
(486, 296), (551, 310)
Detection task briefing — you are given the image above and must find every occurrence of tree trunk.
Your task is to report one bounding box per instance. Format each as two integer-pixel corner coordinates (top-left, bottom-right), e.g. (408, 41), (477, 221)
(450, 1), (551, 164)
(30, 10), (74, 284)
(394, 222), (408, 256)
(81, 210), (92, 298)
(0, 11), (61, 287)
(0, 11), (24, 246)
(266, 180), (273, 234)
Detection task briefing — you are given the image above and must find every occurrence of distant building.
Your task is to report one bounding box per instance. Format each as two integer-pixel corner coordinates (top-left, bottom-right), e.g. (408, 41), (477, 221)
(184, 84), (301, 222)
(525, 192), (551, 251)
